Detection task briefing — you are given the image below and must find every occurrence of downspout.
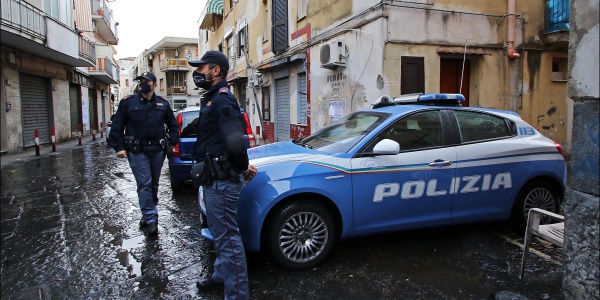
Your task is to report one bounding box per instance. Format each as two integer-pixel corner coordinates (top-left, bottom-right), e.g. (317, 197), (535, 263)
(507, 0), (521, 60)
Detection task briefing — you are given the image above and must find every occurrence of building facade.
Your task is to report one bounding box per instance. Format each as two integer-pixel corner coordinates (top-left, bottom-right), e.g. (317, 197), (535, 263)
(1, 0), (119, 152)
(117, 37), (201, 110)
(196, 0), (572, 154)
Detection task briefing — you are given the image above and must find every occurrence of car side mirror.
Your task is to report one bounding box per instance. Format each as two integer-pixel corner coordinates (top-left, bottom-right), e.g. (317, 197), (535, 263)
(373, 139), (400, 155)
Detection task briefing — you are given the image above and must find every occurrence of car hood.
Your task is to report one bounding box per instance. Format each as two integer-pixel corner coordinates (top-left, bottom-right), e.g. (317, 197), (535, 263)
(248, 141), (328, 167)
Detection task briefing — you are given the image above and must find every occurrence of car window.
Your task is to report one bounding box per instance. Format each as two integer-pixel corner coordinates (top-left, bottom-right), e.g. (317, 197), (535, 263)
(180, 111), (199, 138)
(454, 110), (512, 143)
(368, 110), (443, 152)
(300, 111), (389, 153)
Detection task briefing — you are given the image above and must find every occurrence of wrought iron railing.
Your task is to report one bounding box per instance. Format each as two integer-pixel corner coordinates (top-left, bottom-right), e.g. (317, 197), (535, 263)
(78, 35), (96, 63)
(1, 0), (46, 40)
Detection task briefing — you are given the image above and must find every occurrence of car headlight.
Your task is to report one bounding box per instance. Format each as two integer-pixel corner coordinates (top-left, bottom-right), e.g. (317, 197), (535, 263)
(198, 186), (206, 213)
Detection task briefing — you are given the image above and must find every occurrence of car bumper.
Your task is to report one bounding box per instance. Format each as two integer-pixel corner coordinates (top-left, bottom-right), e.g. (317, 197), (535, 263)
(168, 157), (193, 182)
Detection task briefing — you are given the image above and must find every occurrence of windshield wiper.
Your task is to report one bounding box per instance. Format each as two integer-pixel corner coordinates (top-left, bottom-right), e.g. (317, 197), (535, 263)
(292, 139), (313, 149)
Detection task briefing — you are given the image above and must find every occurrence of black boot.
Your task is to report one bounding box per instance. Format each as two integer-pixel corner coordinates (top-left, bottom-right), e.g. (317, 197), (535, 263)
(196, 277), (223, 291)
(139, 217), (147, 227)
(147, 222), (158, 236)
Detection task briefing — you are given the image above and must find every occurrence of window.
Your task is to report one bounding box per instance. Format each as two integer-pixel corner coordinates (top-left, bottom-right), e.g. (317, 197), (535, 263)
(125, 79), (129, 87)
(297, 0), (307, 20)
(454, 111), (513, 143)
(160, 78), (165, 91)
(237, 25), (248, 56)
(227, 35), (234, 70)
(272, 0), (288, 52)
(262, 86), (271, 121)
(401, 56), (425, 94)
(376, 110), (443, 151)
(551, 57), (568, 81)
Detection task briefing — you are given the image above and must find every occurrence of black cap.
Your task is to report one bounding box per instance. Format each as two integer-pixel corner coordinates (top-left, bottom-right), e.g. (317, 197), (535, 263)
(188, 50), (229, 73)
(134, 71), (157, 83)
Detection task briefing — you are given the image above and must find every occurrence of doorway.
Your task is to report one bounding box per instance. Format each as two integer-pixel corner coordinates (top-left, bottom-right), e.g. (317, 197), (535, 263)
(440, 58), (470, 107)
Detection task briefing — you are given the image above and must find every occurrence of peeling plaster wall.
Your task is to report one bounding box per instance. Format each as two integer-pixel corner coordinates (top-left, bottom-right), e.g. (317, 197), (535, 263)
(310, 19), (385, 131)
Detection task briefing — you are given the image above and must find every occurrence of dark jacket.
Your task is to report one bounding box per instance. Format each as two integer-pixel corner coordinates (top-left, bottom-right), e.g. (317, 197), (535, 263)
(109, 92), (179, 152)
(193, 80), (249, 173)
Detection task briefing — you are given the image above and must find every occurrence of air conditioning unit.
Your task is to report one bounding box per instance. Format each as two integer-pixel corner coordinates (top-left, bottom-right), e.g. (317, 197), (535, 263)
(320, 40), (346, 69)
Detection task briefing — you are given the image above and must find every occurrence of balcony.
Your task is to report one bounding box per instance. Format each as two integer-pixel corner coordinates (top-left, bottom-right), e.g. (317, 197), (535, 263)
(159, 58), (190, 72)
(91, 0), (118, 44)
(166, 86), (187, 95)
(78, 35), (96, 66)
(1, 0), (94, 67)
(89, 56), (119, 84)
(543, 0), (569, 50)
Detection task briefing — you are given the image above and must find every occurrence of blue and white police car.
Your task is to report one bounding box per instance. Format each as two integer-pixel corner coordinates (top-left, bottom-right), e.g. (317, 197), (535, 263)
(198, 93), (566, 270)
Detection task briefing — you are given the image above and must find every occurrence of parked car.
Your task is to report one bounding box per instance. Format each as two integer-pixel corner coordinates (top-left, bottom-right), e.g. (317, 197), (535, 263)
(167, 106), (256, 190)
(198, 93), (566, 270)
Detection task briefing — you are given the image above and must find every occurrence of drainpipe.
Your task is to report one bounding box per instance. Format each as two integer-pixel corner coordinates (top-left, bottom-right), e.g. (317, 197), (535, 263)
(507, 0), (521, 60)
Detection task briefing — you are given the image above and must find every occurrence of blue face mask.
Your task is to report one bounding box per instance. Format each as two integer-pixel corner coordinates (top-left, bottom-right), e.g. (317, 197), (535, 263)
(139, 82), (153, 93)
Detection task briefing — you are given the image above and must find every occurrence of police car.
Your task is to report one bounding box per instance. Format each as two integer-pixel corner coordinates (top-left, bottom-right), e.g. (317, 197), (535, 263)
(198, 93), (566, 270)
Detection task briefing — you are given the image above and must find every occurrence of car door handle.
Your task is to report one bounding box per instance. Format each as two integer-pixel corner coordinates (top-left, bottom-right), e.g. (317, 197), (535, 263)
(428, 160), (452, 167)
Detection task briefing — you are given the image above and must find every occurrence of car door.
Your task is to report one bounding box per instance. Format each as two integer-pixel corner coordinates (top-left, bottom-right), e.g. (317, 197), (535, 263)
(351, 110), (457, 235)
(449, 110), (530, 223)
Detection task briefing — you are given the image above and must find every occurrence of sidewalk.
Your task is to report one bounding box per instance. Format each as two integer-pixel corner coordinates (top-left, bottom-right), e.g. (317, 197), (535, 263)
(0, 137), (108, 168)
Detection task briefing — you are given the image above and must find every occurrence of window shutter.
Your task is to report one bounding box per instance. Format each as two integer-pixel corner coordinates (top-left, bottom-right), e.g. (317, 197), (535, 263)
(401, 57), (425, 94)
(272, 0), (288, 53)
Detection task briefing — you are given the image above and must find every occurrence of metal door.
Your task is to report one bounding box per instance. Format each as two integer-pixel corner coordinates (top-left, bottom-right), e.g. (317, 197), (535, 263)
(69, 83), (82, 133)
(88, 89), (98, 132)
(298, 72), (307, 124)
(274, 77), (290, 141)
(20, 73), (51, 147)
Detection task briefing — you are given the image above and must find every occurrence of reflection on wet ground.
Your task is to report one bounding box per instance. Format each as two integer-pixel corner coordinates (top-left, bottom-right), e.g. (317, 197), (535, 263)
(1, 142), (564, 299)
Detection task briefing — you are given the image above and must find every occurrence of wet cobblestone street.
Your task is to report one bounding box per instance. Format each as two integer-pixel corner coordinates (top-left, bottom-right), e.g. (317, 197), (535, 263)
(1, 141), (565, 299)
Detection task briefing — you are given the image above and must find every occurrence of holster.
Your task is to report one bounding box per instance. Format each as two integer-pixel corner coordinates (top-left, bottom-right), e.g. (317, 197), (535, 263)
(124, 136), (140, 153)
(211, 153), (241, 183)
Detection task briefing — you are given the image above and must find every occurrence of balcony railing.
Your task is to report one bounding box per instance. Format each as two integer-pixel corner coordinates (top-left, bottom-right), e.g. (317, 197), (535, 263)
(91, 0), (118, 42)
(78, 35), (96, 64)
(545, 0), (570, 32)
(159, 58), (190, 71)
(167, 86), (187, 95)
(1, 0), (46, 40)
(89, 56), (119, 83)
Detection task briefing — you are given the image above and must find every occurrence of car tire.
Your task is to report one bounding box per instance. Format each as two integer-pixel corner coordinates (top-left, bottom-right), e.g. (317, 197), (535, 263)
(510, 181), (559, 232)
(266, 200), (336, 270)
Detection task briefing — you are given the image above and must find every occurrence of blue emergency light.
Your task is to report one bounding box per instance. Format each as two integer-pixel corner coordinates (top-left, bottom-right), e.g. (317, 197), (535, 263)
(371, 93), (465, 108)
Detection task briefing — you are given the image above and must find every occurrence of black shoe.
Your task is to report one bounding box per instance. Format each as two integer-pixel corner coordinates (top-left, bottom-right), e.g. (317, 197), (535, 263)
(139, 217), (147, 227)
(196, 277), (223, 291)
(147, 222), (158, 236)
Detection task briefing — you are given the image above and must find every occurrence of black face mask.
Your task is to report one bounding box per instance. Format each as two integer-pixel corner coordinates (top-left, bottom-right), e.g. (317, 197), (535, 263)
(193, 68), (219, 90)
(139, 82), (153, 93)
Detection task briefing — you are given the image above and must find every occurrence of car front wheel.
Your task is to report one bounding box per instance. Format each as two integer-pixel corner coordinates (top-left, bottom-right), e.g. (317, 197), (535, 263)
(510, 181), (559, 231)
(266, 200), (336, 270)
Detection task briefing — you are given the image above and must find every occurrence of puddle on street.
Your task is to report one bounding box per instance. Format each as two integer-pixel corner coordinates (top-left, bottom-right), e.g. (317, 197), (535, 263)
(118, 235), (145, 278)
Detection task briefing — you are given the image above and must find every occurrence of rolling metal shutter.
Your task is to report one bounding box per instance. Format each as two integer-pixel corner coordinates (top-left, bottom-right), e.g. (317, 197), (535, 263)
(20, 73), (51, 147)
(69, 83), (82, 133)
(275, 77), (290, 141)
(298, 73), (307, 124)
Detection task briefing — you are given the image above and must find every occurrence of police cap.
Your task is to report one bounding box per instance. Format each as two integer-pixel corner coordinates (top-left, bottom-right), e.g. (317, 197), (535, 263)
(134, 71), (157, 83)
(188, 50), (229, 73)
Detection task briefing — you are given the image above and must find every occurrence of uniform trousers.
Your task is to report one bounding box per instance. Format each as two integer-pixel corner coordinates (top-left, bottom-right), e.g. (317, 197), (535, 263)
(202, 174), (249, 300)
(127, 149), (166, 224)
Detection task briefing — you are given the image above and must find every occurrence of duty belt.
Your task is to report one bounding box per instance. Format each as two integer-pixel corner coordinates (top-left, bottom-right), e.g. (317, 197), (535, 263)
(139, 139), (162, 146)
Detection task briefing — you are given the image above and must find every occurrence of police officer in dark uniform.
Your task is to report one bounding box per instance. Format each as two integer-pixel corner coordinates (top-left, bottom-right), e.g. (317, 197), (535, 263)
(109, 71), (179, 236)
(189, 51), (256, 299)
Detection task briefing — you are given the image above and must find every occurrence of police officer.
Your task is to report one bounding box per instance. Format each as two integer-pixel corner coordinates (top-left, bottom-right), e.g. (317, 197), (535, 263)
(189, 51), (257, 299)
(109, 71), (179, 236)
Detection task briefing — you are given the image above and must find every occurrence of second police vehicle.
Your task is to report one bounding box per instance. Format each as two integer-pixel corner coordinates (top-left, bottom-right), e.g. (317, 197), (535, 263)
(198, 93), (566, 270)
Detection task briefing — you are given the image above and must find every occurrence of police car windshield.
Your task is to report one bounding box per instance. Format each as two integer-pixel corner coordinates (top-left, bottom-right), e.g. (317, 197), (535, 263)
(299, 111), (389, 152)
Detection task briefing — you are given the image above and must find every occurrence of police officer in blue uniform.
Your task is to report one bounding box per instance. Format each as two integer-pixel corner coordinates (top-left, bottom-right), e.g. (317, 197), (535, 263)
(189, 51), (256, 299)
(109, 71), (179, 236)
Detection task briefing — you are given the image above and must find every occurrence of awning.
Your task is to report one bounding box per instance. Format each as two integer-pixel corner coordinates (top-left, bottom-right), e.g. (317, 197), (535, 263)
(436, 47), (492, 56)
(207, 0), (224, 14)
(199, 0), (224, 30)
